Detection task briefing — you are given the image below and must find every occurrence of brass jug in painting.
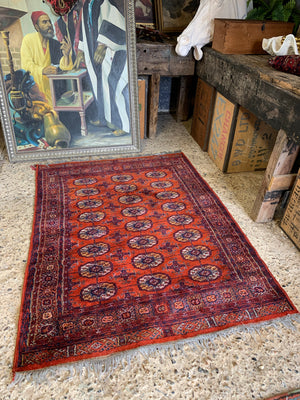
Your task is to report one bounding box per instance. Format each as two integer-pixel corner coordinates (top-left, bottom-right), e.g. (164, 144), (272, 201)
(44, 111), (71, 148)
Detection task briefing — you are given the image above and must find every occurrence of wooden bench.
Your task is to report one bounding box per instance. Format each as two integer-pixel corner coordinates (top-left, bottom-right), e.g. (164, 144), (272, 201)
(136, 39), (195, 138)
(196, 47), (300, 222)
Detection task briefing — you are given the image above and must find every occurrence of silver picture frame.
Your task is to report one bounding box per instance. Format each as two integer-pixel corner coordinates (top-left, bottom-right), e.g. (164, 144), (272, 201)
(0, 0), (141, 162)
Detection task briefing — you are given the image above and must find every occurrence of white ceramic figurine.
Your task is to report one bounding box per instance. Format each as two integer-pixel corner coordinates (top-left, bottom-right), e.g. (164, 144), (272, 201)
(175, 0), (249, 60)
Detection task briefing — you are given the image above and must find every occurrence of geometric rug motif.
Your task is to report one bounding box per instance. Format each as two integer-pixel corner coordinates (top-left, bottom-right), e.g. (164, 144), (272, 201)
(13, 152), (298, 373)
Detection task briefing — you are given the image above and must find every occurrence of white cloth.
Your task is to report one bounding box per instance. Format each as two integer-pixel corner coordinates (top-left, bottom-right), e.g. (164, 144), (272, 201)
(78, 0), (130, 132)
(175, 0), (249, 60)
(262, 34), (300, 56)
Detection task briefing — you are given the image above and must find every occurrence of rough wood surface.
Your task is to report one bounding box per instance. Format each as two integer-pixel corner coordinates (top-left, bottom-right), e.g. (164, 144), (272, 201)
(269, 173), (297, 191)
(212, 19), (294, 55)
(191, 78), (216, 151)
(227, 106), (277, 173)
(281, 170), (300, 249)
(147, 73), (160, 138)
(251, 129), (300, 222)
(176, 76), (195, 122)
(137, 40), (195, 76)
(136, 39), (196, 136)
(207, 93), (239, 172)
(196, 47), (300, 143)
(138, 78), (147, 139)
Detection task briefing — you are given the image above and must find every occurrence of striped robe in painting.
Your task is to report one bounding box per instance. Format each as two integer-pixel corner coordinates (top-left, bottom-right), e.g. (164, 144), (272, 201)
(79, 0), (130, 133)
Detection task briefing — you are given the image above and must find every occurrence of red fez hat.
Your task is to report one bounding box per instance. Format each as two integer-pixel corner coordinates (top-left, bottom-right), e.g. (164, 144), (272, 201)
(31, 11), (48, 26)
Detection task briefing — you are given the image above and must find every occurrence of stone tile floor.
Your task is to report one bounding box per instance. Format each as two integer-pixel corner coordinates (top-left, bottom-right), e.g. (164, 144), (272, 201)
(0, 114), (299, 400)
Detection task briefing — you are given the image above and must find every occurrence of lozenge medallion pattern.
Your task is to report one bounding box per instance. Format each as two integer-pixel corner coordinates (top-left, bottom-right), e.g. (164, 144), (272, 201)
(14, 153), (298, 373)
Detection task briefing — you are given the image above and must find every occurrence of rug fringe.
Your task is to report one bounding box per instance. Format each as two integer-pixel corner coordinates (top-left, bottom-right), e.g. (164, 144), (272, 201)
(11, 313), (300, 386)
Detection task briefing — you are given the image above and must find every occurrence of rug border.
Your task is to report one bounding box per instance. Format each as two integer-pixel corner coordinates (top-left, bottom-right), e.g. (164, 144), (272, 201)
(266, 389), (300, 400)
(12, 313), (300, 380)
(12, 152), (299, 377)
(13, 165), (41, 377)
(181, 153), (299, 315)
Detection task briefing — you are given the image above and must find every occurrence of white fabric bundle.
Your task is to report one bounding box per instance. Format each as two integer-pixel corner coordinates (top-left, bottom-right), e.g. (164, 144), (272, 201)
(175, 0), (249, 60)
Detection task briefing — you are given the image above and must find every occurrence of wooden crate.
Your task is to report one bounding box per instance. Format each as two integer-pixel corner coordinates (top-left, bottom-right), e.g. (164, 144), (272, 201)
(280, 169), (300, 249)
(212, 19), (295, 55)
(208, 93), (278, 172)
(207, 92), (238, 171)
(227, 106), (277, 173)
(138, 77), (147, 139)
(191, 78), (216, 151)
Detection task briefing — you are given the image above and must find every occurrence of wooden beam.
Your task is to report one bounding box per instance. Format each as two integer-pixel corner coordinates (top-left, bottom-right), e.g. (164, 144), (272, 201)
(251, 129), (300, 222)
(136, 40), (195, 76)
(147, 73), (160, 138)
(281, 170), (300, 249)
(176, 76), (194, 122)
(268, 174), (297, 192)
(136, 40), (196, 137)
(196, 48), (300, 142)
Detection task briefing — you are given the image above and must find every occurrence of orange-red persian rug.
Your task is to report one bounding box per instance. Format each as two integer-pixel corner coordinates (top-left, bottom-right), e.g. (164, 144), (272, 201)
(13, 152), (298, 376)
(266, 390), (300, 400)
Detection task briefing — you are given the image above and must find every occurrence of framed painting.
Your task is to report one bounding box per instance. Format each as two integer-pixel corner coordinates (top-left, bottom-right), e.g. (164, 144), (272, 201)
(155, 0), (200, 33)
(0, 122), (5, 162)
(0, 0), (141, 163)
(135, 0), (155, 28)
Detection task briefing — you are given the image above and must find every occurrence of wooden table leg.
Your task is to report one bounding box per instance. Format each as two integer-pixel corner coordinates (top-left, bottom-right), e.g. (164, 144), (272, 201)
(176, 76), (194, 122)
(79, 111), (88, 136)
(147, 73), (160, 138)
(251, 129), (300, 223)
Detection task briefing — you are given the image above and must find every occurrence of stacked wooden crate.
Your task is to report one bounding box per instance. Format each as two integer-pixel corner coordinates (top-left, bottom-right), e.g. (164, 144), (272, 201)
(190, 79), (216, 151)
(280, 170), (300, 249)
(191, 79), (277, 173)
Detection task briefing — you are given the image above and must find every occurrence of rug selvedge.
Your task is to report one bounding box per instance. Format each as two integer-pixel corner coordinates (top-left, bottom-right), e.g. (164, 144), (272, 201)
(13, 152), (298, 375)
(265, 389), (300, 400)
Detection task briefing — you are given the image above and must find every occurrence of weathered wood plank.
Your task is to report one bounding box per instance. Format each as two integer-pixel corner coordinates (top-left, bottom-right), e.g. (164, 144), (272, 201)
(227, 107), (277, 173)
(136, 44), (170, 75)
(259, 72), (300, 96)
(268, 174), (297, 191)
(137, 40), (195, 76)
(281, 170), (300, 249)
(212, 19), (294, 55)
(176, 76), (195, 122)
(191, 78), (216, 151)
(251, 129), (300, 222)
(136, 39), (196, 137)
(138, 78), (147, 139)
(147, 73), (160, 138)
(196, 47), (300, 143)
(207, 93), (239, 172)
(169, 46), (195, 76)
